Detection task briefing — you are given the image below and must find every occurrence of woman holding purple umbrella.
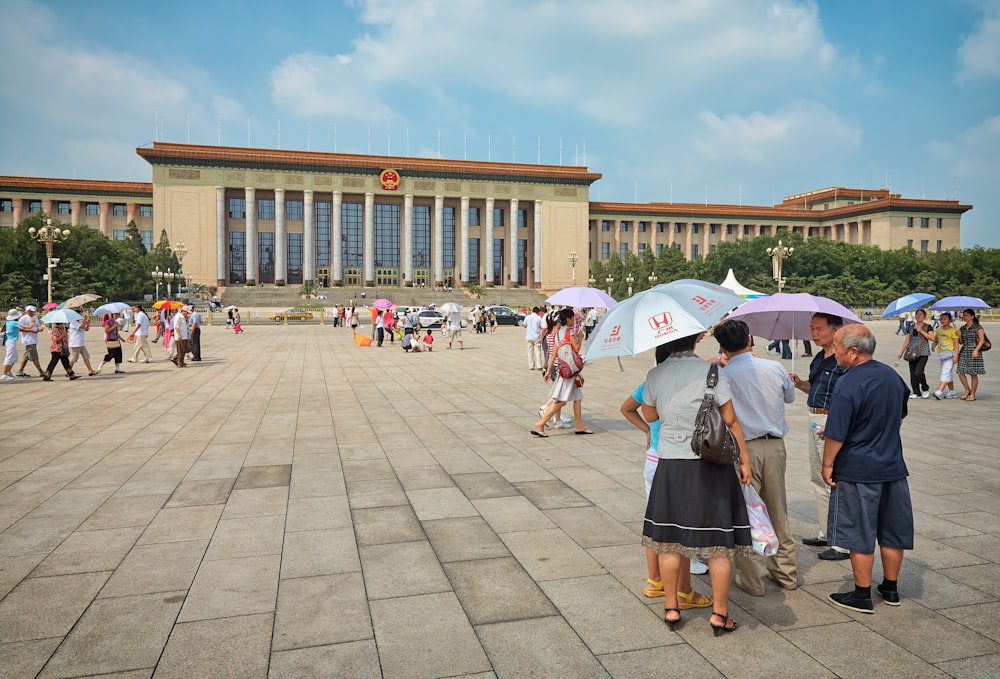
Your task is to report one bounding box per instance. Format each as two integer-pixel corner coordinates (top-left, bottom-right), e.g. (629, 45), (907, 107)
(956, 309), (986, 401)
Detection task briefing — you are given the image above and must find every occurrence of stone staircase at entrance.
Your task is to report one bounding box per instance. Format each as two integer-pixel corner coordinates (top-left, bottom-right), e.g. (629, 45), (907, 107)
(218, 285), (551, 311)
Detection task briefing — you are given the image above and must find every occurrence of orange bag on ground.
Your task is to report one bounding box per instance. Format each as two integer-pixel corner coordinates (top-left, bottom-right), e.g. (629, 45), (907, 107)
(353, 334), (372, 347)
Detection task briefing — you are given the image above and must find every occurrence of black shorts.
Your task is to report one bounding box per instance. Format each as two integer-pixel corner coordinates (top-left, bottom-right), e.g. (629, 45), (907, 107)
(828, 478), (914, 554)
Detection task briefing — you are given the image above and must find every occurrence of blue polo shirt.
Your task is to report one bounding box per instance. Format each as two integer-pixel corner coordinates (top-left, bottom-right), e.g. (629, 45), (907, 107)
(823, 360), (909, 483)
(4, 319), (20, 342)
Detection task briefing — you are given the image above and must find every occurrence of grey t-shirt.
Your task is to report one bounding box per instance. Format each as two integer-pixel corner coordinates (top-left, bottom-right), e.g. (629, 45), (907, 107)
(643, 354), (732, 460)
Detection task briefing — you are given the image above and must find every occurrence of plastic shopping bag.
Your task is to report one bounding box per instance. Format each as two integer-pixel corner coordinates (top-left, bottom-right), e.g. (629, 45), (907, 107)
(743, 485), (779, 557)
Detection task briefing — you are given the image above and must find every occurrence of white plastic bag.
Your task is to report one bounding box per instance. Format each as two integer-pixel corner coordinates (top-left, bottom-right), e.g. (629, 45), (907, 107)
(743, 485), (779, 557)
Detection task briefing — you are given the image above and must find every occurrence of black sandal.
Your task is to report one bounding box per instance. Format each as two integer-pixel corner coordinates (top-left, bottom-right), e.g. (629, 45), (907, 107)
(709, 611), (737, 637)
(663, 607), (681, 631)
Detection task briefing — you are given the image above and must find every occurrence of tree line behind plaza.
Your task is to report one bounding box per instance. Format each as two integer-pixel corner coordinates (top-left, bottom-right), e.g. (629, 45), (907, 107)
(1, 215), (998, 308)
(0, 214), (182, 308)
(591, 232), (1000, 308)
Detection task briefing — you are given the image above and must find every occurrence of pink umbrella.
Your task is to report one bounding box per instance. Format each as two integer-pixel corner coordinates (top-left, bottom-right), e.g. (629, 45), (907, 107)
(42, 302), (59, 310)
(372, 298), (394, 310)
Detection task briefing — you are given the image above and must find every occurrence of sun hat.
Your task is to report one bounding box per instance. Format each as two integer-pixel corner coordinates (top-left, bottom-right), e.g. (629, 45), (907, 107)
(7, 309), (20, 320)
(25, 305), (37, 312)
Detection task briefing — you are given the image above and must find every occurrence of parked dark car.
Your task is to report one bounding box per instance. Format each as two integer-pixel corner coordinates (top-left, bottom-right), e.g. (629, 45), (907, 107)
(486, 305), (526, 326)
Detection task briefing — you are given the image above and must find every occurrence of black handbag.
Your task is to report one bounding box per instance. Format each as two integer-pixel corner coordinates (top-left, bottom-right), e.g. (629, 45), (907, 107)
(691, 364), (740, 465)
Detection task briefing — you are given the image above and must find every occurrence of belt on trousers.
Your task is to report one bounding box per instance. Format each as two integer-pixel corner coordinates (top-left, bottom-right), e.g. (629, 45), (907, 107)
(750, 434), (782, 440)
(809, 407), (829, 415)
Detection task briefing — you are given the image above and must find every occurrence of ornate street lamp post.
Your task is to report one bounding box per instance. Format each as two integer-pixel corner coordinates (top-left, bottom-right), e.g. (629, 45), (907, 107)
(626, 274), (635, 297)
(648, 272), (658, 288)
(173, 241), (187, 269)
(28, 218), (71, 305)
(588, 276), (596, 289)
(568, 250), (579, 286)
(605, 275), (614, 296)
(766, 240), (794, 292)
(152, 267), (163, 300)
(164, 269), (176, 298)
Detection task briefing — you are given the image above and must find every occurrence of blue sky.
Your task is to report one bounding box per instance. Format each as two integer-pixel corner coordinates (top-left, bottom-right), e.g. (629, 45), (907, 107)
(2, 0), (998, 247)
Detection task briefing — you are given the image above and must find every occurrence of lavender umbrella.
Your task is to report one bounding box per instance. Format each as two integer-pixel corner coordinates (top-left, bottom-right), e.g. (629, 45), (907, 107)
(546, 286), (617, 309)
(726, 293), (863, 341)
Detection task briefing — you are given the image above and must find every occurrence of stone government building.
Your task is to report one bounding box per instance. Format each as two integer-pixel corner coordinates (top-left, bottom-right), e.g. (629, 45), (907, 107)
(0, 142), (972, 291)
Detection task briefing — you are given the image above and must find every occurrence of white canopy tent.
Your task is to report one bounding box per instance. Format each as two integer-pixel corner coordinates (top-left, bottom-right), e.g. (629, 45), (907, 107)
(720, 269), (767, 298)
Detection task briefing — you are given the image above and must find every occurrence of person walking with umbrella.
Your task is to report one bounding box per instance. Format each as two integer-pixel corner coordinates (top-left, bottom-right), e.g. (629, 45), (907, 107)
(127, 305), (153, 363)
(96, 313), (125, 374)
(42, 322), (79, 381)
(931, 312), (960, 399)
(956, 309), (987, 400)
(896, 309), (934, 399)
(67, 307), (98, 376)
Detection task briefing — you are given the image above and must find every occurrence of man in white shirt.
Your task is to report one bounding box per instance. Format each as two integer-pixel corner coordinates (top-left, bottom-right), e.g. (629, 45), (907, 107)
(584, 307), (599, 339)
(715, 319), (798, 596)
(524, 307), (545, 370)
(68, 308), (97, 376)
(172, 308), (190, 367)
(447, 311), (464, 349)
(127, 305), (152, 363)
(16, 306), (44, 377)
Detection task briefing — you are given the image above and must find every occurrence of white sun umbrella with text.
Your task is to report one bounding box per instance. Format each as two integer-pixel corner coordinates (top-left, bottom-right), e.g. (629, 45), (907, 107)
(585, 279), (746, 360)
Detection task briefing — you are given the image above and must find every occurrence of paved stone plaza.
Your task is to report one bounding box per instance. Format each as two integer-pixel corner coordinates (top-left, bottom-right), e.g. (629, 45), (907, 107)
(1, 317), (998, 678)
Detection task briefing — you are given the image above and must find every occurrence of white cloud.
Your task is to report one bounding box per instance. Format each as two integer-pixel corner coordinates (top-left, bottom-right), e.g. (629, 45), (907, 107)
(957, 0), (1000, 81)
(0, 0), (246, 177)
(929, 114), (1000, 180)
(269, 0), (860, 128)
(693, 103), (862, 163)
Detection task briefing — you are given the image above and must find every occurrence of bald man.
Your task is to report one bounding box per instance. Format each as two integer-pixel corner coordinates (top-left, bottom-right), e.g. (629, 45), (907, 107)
(821, 325), (912, 615)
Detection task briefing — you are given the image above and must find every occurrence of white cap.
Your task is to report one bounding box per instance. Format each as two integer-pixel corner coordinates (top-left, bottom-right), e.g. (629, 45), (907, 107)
(25, 305), (36, 312)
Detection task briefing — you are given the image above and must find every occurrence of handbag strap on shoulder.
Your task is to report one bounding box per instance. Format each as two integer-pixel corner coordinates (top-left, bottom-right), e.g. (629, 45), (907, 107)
(705, 363), (719, 390)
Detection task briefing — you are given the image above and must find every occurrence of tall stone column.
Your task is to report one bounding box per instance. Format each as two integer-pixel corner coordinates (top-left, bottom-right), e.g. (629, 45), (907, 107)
(433, 195), (444, 285)
(11, 198), (22, 226)
(332, 191), (343, 284)
(363, 192), (375, 285)
(126, 203), (137, 226)
(459, 196), (470, 283)
(274, 189), (287, 285)
(216, 187), (226, 287)
(484, 198), (494, 284)
(99, 202), (110, 237)
(508, 198), (518, 284)
(403, 194), (414, 284)
(70, 200), (80, 227)
(303, 189), (315, 285)
(533, 200), (542, 288)
(245, 187), (257, 285)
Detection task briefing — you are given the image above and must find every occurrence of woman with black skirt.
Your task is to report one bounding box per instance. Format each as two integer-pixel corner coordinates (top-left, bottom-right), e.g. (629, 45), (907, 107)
(96, 313), (124, 374)
(640, 332), (753, 636)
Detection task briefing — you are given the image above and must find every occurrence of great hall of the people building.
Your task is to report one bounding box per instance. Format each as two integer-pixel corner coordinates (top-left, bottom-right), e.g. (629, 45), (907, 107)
(0, 142), (972, 291)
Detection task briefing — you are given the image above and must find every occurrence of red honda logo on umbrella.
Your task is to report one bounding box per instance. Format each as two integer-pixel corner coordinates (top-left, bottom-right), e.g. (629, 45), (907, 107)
(648, 312), (673, 330)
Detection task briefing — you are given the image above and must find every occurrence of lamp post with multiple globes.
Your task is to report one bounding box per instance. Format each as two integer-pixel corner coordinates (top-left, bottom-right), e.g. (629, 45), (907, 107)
(28, 218), (71, 305)
(605, 275), (614, 296)
(648, 272), (658, 289)
(568, 250), (579, 286)
(626, 274), (635, 297)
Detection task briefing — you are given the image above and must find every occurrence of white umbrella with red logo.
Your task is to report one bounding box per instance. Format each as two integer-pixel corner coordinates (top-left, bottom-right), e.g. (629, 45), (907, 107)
(584, 279), (747, 360)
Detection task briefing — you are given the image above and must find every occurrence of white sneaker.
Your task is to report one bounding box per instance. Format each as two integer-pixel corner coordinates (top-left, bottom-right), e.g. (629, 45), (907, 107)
(556, 421), (574, 429)
(909, 393), (920, 399)
(690, 560), (710, 575)
(0, 374), (14, 381)
(933, 390), (943, 400)
(945, 390), (961, 399)
(921, 389), (931, 399)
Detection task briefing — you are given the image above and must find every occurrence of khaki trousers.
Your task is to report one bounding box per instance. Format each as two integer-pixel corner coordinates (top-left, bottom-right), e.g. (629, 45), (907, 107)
(130, 335), (151, 362)
(526, 339), (543, 370)
(734, 437), (798, 594)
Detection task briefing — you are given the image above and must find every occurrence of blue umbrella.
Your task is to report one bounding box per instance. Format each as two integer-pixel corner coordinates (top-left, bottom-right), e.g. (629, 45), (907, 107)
(930, 295), (990, 311)
(882, 293), (936, 318)
(41, 309), (84, 324)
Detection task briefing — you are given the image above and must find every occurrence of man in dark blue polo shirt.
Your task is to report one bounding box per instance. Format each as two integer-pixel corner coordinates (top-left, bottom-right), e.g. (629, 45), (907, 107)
(822, 324), (912, 614)
(790, 312), (849, 560)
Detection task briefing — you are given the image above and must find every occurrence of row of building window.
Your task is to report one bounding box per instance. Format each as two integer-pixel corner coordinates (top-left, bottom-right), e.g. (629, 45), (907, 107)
(907, 239), (943, 253)
(226, 198), (530, 229)
(0, 199), (153, 218)
(594, 241), (713, 260)
(907, 217), (943, 229)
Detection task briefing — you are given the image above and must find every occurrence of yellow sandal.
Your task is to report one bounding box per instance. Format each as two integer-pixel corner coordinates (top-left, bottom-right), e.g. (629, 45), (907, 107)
(643, 578), (666, 598)
(677, 589), (713, 609)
